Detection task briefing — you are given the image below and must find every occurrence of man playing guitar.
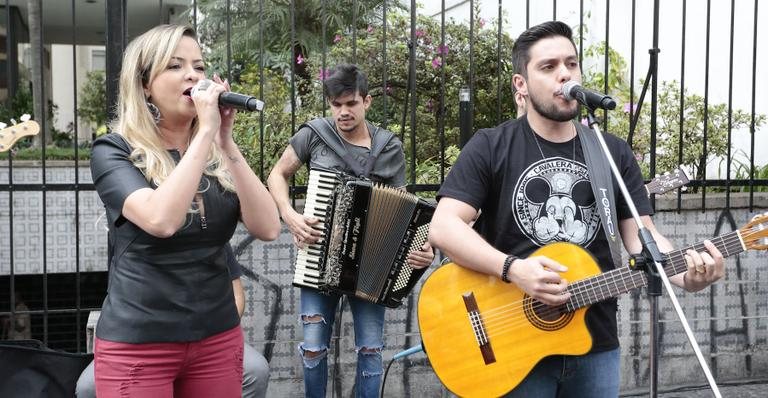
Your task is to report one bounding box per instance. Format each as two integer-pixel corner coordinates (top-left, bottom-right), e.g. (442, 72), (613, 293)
(427, 21), (725, 397)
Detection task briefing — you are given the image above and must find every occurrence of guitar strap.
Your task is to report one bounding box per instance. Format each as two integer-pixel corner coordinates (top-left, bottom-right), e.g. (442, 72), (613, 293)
(300, 117), (394, 178)
(575, 122), (623, 268)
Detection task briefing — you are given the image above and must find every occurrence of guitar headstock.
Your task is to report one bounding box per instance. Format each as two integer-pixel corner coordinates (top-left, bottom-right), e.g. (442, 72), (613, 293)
(741, 212), (768, 251)
(0, 116), (40, 152)
(645, 167), (690, 196)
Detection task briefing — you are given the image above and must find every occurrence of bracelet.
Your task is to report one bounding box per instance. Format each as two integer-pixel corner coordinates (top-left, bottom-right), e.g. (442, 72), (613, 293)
(501, 255), (517, 283)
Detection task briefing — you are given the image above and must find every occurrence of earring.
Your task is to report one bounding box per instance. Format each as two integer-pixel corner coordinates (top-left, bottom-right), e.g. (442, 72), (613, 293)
(146, 100), (162, 124)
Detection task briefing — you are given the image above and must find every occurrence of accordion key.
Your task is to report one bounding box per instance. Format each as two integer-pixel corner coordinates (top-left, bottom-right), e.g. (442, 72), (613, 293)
(292, 168), (435, 308)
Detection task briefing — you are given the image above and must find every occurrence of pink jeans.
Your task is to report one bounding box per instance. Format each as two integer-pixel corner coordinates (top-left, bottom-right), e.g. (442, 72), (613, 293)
(94, 326), (243, 398)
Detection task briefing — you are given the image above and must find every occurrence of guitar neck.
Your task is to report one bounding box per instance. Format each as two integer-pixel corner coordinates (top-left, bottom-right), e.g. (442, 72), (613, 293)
(564, 230), (744, 311)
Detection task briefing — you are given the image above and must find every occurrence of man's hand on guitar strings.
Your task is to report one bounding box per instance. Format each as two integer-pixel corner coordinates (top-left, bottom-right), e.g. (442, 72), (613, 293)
(682, 239), (725, 292)
(508, 256), (572, 306)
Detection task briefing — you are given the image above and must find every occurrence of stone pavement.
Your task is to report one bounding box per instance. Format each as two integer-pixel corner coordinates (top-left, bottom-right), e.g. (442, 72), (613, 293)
(620, 379), (768, 397)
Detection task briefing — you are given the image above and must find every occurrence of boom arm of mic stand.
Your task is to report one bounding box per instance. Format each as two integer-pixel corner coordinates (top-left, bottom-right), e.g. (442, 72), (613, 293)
(585, 111), (721, 398)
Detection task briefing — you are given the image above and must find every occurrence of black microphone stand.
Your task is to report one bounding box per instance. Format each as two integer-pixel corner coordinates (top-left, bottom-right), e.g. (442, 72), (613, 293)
(584, 105), (721, 397)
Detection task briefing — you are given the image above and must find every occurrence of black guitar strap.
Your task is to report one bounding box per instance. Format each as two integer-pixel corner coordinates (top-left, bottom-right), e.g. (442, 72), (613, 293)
(576, 122), (623, 268)
(300, 117), (394, 178)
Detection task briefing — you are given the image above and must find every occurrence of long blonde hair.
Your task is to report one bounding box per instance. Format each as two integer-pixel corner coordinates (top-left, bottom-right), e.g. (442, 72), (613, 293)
(110, 24), (235, 192)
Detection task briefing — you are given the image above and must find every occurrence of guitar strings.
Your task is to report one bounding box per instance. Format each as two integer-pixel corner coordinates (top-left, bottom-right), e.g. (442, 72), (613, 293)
(479, 230), (746, 320)
(481, 234), (750, 337)
(469, 231), (752, 338)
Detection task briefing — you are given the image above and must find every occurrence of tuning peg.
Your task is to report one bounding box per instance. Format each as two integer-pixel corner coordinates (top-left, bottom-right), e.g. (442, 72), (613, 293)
(20, 114), (31, 122)
(655, 174), (660, 178)
(10, 118), (16, 125)
(681, 186), (688, 192)
(0, 122), (6, 129)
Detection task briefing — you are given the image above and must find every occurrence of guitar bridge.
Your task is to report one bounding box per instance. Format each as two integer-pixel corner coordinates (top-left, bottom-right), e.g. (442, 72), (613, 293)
(462, 292), (496, 365)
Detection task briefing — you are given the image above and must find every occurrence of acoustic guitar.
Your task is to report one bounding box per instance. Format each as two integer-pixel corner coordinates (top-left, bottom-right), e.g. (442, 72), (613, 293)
(418, 213), (768, 397)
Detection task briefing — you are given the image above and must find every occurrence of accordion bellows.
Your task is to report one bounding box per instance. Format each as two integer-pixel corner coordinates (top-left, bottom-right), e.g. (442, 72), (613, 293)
(293, 168), (435, 308)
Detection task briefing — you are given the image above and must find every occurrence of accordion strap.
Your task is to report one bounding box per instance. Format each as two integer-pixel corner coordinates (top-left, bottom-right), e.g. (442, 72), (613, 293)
(301, 117), (394, 178)
(576, 122), (623, 268)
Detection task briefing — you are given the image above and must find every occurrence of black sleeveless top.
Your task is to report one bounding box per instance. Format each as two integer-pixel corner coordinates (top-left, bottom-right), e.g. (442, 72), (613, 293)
(90, 134), (240, 343)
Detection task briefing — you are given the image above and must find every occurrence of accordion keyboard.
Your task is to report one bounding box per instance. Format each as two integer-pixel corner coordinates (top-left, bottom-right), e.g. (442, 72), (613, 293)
(292, 169), (339, 288)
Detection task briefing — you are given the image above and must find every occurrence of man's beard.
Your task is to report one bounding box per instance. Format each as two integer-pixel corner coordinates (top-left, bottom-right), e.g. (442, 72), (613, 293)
(528, 90), (580, 122)
(336, 119), (359, 133)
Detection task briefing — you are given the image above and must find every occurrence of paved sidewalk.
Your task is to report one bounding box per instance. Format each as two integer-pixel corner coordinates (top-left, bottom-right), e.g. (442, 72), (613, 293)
(621, 379), (768, 397)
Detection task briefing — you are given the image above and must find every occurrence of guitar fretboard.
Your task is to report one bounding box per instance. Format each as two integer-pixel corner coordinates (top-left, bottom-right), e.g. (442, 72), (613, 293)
(563, 230), (744, 312)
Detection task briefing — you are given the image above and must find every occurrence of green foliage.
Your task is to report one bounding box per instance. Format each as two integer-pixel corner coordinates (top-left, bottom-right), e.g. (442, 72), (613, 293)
(0, 84), (34, 123)
(230, 67), (314, 183)
(583, 42), (766, 181)
(192, 0), (398, 78)
(0, 146), (90, 161)
(78, 70), (108, 136)
(300, 4), (515, 184)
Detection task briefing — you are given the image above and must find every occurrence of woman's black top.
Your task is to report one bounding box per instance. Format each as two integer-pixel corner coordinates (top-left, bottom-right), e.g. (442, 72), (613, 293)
(90, 134), (240, 343)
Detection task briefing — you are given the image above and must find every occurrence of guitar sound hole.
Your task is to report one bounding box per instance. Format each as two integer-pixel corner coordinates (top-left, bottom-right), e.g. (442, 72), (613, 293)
(523, 295), (574, 331)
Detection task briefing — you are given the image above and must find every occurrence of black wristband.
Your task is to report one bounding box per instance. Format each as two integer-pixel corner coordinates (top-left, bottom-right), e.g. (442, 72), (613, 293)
(501, 255), (517, 283)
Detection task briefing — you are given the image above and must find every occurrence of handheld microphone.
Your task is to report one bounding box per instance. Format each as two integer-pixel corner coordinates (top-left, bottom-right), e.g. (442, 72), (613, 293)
(392, 343), (423, 360)
(192, 80), (265, 112)
(561, 81), (616, 111)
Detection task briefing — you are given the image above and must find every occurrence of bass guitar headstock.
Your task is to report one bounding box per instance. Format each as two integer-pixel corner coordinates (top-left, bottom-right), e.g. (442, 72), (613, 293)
(0, 115), (39, 152)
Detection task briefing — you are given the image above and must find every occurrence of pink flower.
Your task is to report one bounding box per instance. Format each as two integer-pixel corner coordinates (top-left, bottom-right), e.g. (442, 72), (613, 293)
(385, 85), (393, 95)
(623, 103), (636, 113)
(317, 68), (330, 81)
(415, 29), (425, 38)
(426, 99), (434, 112)
(431, 57), (442, 69)
(296, 54), (305, 65)
(333, 34), (342, 43)
(367, 25), (374, 33)
(478, 18), (486, 28)
(581, 117), (589, 126)
(437, 44), (449, 56)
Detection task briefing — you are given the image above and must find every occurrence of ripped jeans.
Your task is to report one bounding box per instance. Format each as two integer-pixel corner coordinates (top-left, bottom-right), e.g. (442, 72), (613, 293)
(299, 287), (385, 398)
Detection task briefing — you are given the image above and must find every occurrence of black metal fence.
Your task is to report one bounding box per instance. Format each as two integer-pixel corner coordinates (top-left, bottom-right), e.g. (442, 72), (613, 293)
(1, 0), (765, 353)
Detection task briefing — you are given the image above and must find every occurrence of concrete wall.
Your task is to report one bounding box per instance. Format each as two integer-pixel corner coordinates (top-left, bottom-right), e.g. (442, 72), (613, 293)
(2, 162), (767, 396)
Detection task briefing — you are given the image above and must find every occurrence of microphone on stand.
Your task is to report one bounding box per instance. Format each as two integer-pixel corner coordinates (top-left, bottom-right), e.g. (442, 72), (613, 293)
(562, 80), (616, 111)
(192, 80), (265, 112)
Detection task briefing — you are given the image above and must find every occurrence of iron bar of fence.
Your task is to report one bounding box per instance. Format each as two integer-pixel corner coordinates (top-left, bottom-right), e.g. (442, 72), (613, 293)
(749, 0), (759, 211)
(36, 0), (49, 346)
(3, 0), (15, 329)
(678, 0), (687, 214)
(381, 0), (387, 127)
(259, 0), (265, 179)
(496, 0), (502, 124)
(226, 0), (231, 78)
(352, 0), (357, 63)
(70, 0), (83, 352)
(439, 0), (446, 182)
(726, 0), (735, 207)
(702, 0), (712, 212)
(408, 0), (417, 185)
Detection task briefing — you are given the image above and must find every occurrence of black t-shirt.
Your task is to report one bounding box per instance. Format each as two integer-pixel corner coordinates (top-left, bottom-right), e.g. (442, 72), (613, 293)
(437, 115), (652, 352)
(90, 134), (241, 343)
(290, 121), (406, 186)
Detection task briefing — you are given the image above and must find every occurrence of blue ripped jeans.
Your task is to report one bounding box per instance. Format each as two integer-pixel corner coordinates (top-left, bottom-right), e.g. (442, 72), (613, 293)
(298, 287), (385, 398)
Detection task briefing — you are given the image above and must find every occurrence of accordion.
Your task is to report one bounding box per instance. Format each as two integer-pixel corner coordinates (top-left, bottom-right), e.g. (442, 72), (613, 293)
(293, 168), (435, 308)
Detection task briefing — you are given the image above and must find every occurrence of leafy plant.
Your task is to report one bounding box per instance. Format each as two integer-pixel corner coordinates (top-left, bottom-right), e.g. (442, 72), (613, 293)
(78, 70), (108, 137)
(583, 42), (766, 182)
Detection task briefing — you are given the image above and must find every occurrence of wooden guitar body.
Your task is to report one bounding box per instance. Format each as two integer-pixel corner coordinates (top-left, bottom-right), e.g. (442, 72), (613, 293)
(418, 242), (599, 397)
